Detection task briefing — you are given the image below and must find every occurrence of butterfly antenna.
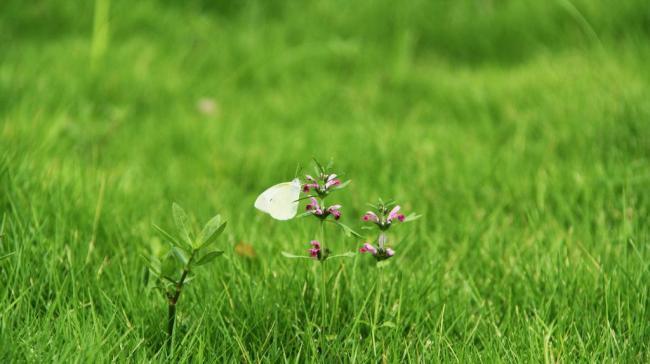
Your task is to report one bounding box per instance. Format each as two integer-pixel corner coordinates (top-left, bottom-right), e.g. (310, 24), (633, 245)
(293, 163), (303, 179)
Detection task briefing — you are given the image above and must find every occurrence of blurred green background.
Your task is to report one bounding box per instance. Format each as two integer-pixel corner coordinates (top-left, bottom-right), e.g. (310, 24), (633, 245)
(1, 0), (649, 361)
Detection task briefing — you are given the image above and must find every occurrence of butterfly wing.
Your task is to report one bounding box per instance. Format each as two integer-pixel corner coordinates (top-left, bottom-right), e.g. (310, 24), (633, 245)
(255, 179), (301, 220)
(254, 185), (276, 213)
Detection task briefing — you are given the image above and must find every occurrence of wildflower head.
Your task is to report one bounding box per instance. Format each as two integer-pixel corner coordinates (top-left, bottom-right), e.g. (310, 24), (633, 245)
(305, 197), (342, 221)
(362, 211), (379, 223)
(327, 205), (342, 220)
(387, 205), (405, 223)
(362, 200), (413, 231)
(307, 240), (330, 261)
(359, 242), (377, 255)
(308, 240), (321, 259)
(300, 161), (348, 197)
(302, 173), (344, 196)
(306, 197), (324, 215)
(359, 242), (394, 261)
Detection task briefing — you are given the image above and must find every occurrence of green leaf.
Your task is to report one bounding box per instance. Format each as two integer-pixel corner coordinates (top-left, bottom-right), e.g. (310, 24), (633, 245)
(198, 215), (227, 249)
(381, 321), (397, 329)
(403, 213), (422, 223)
(183, 273), (197, 285)
(384, 200), (396, 207)
(329, 220), (363, 238)
(194, 250), (224, 266)
(152, 224), (191, 252)
(281, 251), (313, 260)
(366, 202), (379, 209)
(171, 246), (189, 265)
(172, 203), (193, 247)
(161, 275), (176, 284)
(0, 252), (15, 262)
(332, 179), (352, 190)
(161, 253), (179, 277)
(325, 158), (334, 170)
(328, 251), (356, 259)
(140, 254), (161, 275)
(296, 211), (314, 219)
(160, 277), (176, 291)
(295, 195), (317, 202)
(142, 266), (150, 286)
(313, 158), (325, 174)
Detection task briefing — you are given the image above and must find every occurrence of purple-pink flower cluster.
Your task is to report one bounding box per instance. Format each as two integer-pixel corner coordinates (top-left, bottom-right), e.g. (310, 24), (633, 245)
(303, 174), (341, 195)
(297, 164), (350, 262)
(362, 205), (405, 229)
(359, 230), (395, 261)
(306, 197), (341, 220)
(359, 242), (394, 260)
(359, 201), (413, 261)
(308, 240), (321, 259)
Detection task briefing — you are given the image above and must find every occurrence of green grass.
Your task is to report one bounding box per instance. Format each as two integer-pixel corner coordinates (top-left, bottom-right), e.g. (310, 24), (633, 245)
(1, 0), (650, 361)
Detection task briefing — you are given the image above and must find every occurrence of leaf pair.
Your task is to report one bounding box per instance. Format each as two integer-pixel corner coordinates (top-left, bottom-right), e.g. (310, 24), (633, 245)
(197, 214), (228, 250)
(148, 203), (228, 280)
(170, 202), (227, 251)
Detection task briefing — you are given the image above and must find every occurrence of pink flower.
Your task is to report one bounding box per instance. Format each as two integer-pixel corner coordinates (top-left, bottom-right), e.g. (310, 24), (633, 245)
(303, 173), (346, 195)
(359, 243), (377, 255)
(362, 211), (379, 223)
(327, 205), (342, 220)
(387, 205), (405, 223)
(308, 240), (321, 259)
(306, 197), (323, 215)
(302, 175), (319, 192)
(302, 183), (319, 193)
(325, 174), (341, 189)
(359, 238), (395, 261)
(306, 198), (342, 220)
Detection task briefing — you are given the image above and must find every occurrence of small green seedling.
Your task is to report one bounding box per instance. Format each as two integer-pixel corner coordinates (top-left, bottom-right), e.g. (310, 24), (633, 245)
(143, 203), (227, 350)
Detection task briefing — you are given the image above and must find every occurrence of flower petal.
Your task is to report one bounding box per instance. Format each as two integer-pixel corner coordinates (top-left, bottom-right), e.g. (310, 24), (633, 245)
(362, 211), (379, 222)
(359, 243), (377, 255)
(387, 205), (402, 222)
(325, 179), (341, 189)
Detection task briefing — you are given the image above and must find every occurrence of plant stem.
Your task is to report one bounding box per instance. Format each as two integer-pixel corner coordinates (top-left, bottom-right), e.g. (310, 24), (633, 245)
(167, 303), (176, 348)
(372, 266), (384, 356)
(319, 220), (327, 333)
(167, 251), (195, 351)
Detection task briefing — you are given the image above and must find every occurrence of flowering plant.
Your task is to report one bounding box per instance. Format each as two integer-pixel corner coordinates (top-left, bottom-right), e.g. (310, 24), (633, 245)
(358, 199), (419, 355)
(281, 159), (358, 261)
(359, 199), (419, 263)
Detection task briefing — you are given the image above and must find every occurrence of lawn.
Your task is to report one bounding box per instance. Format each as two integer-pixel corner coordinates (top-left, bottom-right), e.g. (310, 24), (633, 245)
(1, 0), (650, 362)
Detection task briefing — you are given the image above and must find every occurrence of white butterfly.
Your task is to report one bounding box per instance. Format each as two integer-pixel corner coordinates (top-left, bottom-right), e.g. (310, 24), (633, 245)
(254, 178), (301, 220)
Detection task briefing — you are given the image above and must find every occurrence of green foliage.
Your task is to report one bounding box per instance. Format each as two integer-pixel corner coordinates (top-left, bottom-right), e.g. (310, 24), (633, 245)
(149, 203), (227, 292)
(1, 0), (650, 362)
